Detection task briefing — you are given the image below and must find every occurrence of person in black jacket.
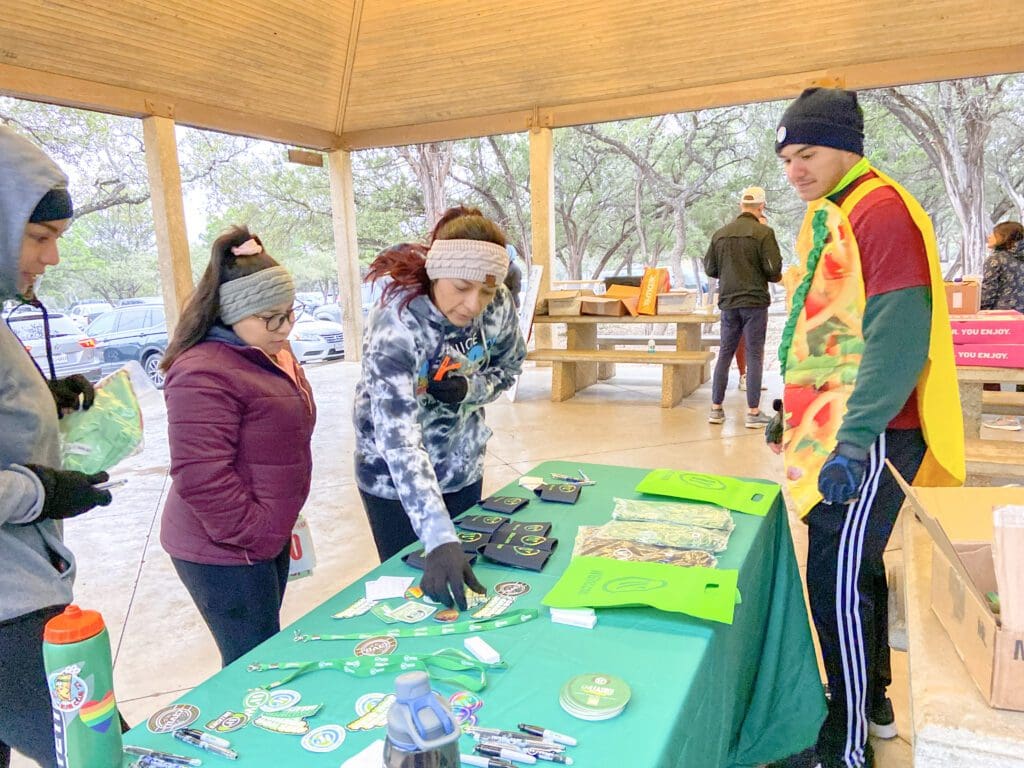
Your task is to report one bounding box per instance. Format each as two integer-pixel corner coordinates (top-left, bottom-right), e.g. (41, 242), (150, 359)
(704, 186), (783, 428)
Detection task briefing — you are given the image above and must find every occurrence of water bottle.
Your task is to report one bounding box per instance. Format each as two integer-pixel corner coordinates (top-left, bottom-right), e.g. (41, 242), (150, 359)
(383, 671), (460, 768)
(43, 605), (123, 768)
(647, 338), (656, 354)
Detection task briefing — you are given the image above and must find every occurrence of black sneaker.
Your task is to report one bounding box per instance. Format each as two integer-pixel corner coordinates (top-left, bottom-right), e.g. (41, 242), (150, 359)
(767, 747), (822, 768)
(868, 697), (897, 739)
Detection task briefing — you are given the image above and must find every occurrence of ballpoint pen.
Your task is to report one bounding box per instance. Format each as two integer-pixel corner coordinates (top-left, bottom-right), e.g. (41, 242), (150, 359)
(173, 729), (239, 760)
(123, 745), (202, 766)
(518, 723), (578, 747)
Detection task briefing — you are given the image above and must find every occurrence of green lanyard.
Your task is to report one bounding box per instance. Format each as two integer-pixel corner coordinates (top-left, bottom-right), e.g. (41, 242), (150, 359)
(291, 608), (538, 642)
(247, 648), (505, 691)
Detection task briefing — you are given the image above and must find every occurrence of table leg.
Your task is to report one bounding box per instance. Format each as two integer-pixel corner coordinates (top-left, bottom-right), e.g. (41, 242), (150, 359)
(958, 379), (983, 438)
(567, 324), (599, 390)
(551, 361), (577, 402)
(676, 323), (705, 383)
(596, 339), (616, 380)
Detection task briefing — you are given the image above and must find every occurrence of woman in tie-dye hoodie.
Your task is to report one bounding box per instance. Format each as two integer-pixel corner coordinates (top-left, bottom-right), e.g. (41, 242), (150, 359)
(353, 206), (526, 610)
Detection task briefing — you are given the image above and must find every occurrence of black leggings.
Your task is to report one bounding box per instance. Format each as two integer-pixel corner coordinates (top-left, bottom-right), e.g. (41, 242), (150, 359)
(0, 605), (65, 768)
(360, 478), (483, 562)
(171, 542), (291, 668)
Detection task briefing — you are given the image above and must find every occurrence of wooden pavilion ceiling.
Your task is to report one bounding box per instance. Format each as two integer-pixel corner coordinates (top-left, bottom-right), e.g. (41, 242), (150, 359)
(0, 0), (1021, 150)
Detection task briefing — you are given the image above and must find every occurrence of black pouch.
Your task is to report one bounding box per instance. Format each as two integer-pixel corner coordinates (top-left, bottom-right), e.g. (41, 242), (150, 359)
(479, 495), (531, 514)
(498, 520), (553, 537)
(457, 530), (492, 554)
(480, 542), (553, 572)
(455, 514), (510, 534)
(535, 483), (581, 504)
(490, 526), (558, 551)
(402, 548), (480, 571)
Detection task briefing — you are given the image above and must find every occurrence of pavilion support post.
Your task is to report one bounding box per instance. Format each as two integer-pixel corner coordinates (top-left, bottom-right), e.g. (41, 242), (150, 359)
(327, 149), (364, 362)
(529, 126), (555, 350)
(142, 115), (193, 334)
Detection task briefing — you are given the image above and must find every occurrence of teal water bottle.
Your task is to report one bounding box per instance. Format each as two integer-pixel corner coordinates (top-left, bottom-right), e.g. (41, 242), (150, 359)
(383, 671), (460, 768)
(43, 605), (123, 768)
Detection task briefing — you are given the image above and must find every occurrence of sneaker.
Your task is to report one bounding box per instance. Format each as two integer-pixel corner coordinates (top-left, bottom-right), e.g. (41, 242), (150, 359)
(986, 416), (1022, 431)
(869, 697), (897, 739)
(738, 374), (747, 391)
(745, 411), (773, 429)
(708, 407), (725, 425)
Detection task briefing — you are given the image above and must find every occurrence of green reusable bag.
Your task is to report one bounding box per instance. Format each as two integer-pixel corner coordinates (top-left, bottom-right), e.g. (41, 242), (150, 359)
(60, 367), (144, 474)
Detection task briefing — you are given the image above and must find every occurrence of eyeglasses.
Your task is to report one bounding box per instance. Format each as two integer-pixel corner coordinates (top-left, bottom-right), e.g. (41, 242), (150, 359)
(254, 308), (299, 332)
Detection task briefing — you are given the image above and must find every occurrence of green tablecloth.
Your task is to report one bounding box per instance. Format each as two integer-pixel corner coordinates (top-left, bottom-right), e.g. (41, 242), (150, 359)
(124, 461), (825, 767)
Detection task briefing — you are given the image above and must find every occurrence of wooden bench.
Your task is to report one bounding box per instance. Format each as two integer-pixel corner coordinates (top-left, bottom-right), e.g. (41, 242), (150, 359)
(982, 389), (1024, 416)
(527, 348), (713, 408)
(964, 438), (1024, 482)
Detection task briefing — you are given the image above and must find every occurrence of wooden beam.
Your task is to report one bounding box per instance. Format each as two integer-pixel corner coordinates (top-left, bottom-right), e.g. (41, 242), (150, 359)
(0, 62), (341, 150)
(142, 115), (193, 334)
(529, 126), (555, 351)
(327, 149), (364, 362)
(342, 110), (537, 151)
(334, 0), (365, 135)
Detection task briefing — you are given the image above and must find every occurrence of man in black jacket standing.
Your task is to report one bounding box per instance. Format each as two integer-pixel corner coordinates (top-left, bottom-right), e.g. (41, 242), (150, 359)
(704, 186), (783, 428)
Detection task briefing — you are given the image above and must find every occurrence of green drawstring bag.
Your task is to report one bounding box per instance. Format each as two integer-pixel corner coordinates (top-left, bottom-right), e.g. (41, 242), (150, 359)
(59, 366), (144, 474)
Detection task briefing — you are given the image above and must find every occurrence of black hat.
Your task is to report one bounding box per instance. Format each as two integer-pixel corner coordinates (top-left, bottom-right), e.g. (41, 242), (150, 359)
(775, 88), (864, 156)
(29, 187), (73, 223)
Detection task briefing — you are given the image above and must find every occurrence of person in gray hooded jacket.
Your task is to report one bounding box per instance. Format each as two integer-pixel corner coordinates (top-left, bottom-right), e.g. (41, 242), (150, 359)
(0, 126), (112, 767)
(353, 206), (525, 610)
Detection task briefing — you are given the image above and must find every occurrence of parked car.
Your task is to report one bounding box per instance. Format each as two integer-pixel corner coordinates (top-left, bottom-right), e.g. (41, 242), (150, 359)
(87, 302), (168, 387)
(288, 315), (345, 363)
(312, 301), (342, 324)
(67, 300), (115, 329)
(6, 308), (103, 381)
(118, 296), (161, 307)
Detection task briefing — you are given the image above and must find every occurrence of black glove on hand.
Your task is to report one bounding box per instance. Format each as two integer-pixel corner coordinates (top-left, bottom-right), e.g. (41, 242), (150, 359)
(765, 398), (784, 447)
(25, 465), (112, 520)
(817, 442), (870, 505)
(426, 374), (469, 405)
(48, 374), (95, 418)
(421, 541), (486, 610)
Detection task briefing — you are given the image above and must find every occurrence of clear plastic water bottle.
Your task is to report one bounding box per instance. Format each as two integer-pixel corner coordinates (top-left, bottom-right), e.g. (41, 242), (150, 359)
(42, 605), (123, 768)
(383, 671), (460, 768)
(647, 338), (656, 354)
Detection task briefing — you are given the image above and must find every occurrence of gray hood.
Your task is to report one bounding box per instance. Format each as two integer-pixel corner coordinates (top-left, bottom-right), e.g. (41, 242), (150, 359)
(0, 125), (69, 300)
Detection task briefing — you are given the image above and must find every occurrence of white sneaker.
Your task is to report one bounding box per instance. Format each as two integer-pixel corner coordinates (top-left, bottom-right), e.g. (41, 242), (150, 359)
(738, 374), (747, 391)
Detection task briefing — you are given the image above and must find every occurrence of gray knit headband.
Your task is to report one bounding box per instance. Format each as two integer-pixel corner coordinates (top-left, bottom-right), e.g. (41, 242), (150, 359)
(425, 239), (509, 286)
(218, 266), (295, 325)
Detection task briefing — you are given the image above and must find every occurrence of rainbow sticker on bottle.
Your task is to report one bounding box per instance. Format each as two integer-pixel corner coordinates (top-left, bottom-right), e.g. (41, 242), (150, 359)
(79, 691), (117, 733)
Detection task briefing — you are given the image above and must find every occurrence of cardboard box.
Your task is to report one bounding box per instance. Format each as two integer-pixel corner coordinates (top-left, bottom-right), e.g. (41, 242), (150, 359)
(580, 296), (627, 316)
(656, 290), (697, 314)
(538, 290), (585, 316)
(954, 344), (1024, 368)
(893, 468), (1024, 711)
(603, 284), (641, 317)
(951, 310), (1024, 346)
(946, 280), (981, 315)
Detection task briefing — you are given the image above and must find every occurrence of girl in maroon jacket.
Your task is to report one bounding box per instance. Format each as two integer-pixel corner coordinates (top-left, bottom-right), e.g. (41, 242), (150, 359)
(159, 226), (316, 666)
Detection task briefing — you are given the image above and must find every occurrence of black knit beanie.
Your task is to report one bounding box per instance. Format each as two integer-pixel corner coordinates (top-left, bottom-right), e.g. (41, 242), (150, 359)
(30, 187), (74, 222)
(775, 88), (864, 156)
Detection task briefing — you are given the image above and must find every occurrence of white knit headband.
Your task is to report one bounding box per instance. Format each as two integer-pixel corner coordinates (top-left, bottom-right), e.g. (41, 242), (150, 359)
(425, 239), (509, 287)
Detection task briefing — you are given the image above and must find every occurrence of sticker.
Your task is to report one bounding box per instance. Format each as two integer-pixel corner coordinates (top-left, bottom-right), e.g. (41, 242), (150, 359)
(301, 724), (346, 753)
(333, 597), (376, 619)
(207, 710), (250, 733)
(355, 692), (387, 717)
(495, 580), (531, 597)
(268, 704), (322, 719)
(79, 691), (117, 733)
(48, 667), (88, 713)
(777, 125), (787, 143)
(260, 689), (302, 712)
(472, 594), (515, 620)
(354, 636), (398, 657)
(434, 608), (460, 623)
(465, 587), (488, 609)
(147, 703), (200, 733)
(370, 603), (398, 624)
(388, 601), (437, 624)
(253, 714), (310, 735)
(448, 691), (483, 712)
(404, 586), (424, 600)
(242, 689), (271, 711)
(346, 693), (395, 731)
(451, 705), (477, 726)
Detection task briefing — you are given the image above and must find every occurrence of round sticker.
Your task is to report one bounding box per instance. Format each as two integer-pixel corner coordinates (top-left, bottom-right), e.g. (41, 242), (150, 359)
(48, 669), (88, 713)
(448, 690), (483, 712)
(495, 581), (531, 597)
(242, 689), (271, 711)
(434, 608), (460, 623)
(260, 689), (302, 712)
(147, 703), (200, 733)
(301, 724), (346, 753)
(354, 635), (398, 657)
(207, 710), (249, 733)
(777, 126), (787, 143)
(355, 692), (387, 717)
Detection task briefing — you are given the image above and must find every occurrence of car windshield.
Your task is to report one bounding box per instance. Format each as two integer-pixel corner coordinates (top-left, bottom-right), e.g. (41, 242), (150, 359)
(9, 314), (82, 340)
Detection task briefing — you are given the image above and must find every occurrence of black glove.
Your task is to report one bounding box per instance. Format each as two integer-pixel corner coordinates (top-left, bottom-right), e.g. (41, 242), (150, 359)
(421, 541), (486, 610)
(765, 398), (784, 447)
(426, 374), (469, 405)
(48, 375), (95, 418)
(817, 442), (870, 505)
(25, 465), (112, 520)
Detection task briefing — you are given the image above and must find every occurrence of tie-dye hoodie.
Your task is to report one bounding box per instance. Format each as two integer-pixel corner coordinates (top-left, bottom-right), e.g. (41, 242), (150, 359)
(353, 285), (525, 552)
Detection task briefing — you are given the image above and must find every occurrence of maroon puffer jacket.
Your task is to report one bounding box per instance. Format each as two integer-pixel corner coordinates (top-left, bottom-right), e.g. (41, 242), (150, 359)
(160, 340), (316, 565)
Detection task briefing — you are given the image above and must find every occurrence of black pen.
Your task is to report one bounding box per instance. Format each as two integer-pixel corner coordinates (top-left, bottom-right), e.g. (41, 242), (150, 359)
(518, 723), (577, 746)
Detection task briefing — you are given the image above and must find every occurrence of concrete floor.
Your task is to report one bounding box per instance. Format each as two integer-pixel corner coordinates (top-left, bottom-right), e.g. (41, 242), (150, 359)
(14, 360), (918, 767)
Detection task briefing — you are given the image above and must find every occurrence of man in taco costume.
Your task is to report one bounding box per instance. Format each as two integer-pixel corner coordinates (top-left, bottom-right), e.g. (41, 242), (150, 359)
(768, 88), (964, 768)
